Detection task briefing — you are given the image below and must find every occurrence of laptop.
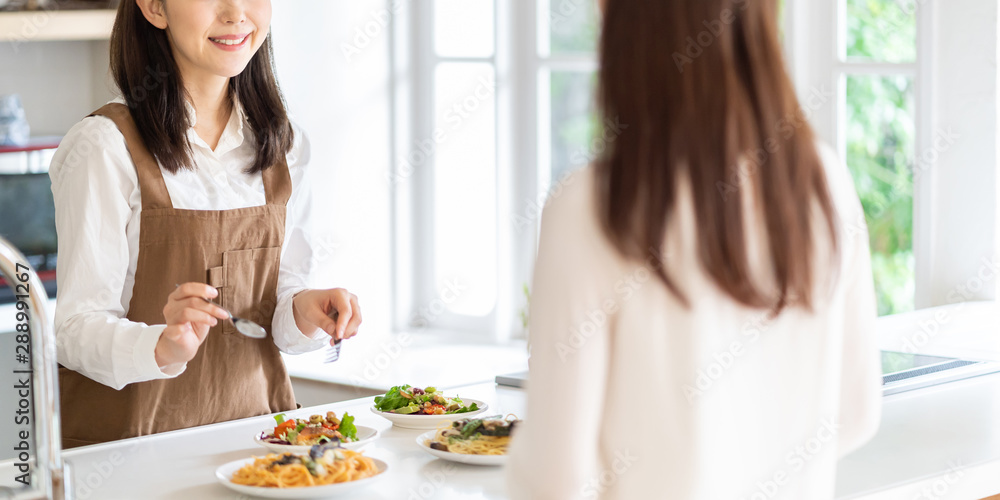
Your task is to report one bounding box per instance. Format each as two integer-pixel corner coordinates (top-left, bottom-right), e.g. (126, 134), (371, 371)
(496, 351), (1000, 396)
(880, 350), (1000, 395)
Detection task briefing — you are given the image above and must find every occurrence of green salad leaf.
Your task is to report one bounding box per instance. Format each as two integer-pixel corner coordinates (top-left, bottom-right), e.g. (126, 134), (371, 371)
(451, 402), (479, 414)
(339, 413), (358, 441)
(273, 413), (286, 425)
(374, 385), (413, 411)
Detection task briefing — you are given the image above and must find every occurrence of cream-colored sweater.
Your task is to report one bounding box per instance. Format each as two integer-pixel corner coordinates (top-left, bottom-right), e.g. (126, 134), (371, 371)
(507, 145), (882, 500)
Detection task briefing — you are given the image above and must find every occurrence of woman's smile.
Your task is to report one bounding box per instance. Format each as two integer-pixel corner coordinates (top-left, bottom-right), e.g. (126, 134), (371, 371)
(208, 33), (251, 51)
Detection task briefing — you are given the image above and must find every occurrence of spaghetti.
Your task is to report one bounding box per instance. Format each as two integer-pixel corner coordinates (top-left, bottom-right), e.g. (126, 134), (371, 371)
(427, 415), (520, 455)
(230, 448), (378, 488)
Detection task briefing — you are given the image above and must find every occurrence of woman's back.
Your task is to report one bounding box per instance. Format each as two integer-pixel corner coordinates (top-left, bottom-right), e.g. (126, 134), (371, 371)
(506, 143), (881, 499)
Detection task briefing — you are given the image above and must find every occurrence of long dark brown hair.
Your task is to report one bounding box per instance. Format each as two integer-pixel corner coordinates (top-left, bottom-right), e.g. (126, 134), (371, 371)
(109, 1), (293, 174)
(596, 0), (838, 312)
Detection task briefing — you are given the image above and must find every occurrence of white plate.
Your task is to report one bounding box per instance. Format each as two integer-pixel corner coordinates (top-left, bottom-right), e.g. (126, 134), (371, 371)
(215, 456), (388, 499)
(254, 425), (380, 453)
(369, 399), (488, 430)
(416, 430), (507, 466)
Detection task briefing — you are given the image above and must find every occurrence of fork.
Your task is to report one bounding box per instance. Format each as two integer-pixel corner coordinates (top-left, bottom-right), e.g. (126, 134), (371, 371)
(324, 310), (342, 363)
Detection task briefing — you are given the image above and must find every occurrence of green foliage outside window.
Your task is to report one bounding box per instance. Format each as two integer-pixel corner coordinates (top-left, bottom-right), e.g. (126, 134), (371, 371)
(845, 0), (917, 315)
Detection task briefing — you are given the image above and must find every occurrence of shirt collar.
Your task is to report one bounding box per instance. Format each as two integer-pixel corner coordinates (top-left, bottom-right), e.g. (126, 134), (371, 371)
(185, 97), (246, 157)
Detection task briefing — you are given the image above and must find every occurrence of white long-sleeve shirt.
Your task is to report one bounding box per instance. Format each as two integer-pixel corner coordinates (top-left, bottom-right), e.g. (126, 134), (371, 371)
(507, 145), (883, 500)
(48, 100), (329, 390)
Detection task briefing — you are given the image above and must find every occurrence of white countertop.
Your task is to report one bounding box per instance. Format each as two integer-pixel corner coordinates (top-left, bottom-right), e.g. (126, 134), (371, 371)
(0, 374), (996, 499)
(0, 383), (522, 500)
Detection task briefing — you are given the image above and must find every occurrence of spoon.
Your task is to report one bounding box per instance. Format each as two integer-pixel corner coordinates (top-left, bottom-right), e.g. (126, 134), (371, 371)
(206, 299), (268, 339)
(173, 284), (267, 338)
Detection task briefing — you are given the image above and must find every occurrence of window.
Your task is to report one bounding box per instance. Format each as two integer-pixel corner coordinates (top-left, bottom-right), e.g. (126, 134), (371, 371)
(538, 0), (600, 188)
(397, 0), (993, 338)
(397, 0), (502, 334)
(841, 0), (919, 315)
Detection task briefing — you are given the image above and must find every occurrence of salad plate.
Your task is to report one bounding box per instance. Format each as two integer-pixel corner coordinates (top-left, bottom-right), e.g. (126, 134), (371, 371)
(255, 425), (379, 453)
(256, 411), (377, 452)
(370, 385), (487, 429)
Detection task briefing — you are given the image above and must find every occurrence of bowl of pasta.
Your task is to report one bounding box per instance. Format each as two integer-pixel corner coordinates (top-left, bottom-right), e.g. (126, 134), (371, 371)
(216, 442), (387, 498)
(416, 415), (520, 466)
(371, 385), (487, 430)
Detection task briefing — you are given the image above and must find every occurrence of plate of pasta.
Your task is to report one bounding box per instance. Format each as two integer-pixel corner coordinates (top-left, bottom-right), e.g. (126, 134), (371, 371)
(255, 411), (379, 453)
(216, 442), (387, 498)
(416, 415), (521, 466)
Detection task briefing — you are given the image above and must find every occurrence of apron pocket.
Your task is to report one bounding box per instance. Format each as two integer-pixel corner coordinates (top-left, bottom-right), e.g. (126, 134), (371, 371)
(219, 246), (282, 336)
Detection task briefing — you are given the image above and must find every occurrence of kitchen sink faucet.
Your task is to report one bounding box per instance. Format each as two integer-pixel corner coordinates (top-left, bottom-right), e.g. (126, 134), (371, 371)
(0, 236), (71, 500)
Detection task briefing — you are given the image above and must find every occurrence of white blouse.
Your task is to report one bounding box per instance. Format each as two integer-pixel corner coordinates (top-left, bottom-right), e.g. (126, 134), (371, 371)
(48, 100), (329, 390)
(506, 145), (883, 499)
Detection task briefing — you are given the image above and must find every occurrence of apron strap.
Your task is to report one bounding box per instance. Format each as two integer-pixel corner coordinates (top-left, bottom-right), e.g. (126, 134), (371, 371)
(89, 103), (174, 211)
(262, 155), (293, 207)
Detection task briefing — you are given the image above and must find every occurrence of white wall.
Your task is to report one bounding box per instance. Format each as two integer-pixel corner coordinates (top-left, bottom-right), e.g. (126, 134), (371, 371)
(925, 0), (999, 307)
(0, 40), (113, 135)
(271, 0), (393, 336)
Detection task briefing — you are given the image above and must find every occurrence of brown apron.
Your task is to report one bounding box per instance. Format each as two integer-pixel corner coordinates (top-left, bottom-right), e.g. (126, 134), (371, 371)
(59, 103), (297, 449)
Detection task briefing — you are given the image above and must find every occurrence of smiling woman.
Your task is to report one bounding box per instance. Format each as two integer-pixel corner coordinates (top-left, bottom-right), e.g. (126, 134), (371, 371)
(48, 0), (362, 450)
(113, 0), (289, 173)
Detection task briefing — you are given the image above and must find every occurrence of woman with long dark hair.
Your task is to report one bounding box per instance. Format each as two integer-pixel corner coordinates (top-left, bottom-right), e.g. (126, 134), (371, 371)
(49, 0), (360, 448)
(507, 0), (881, 498)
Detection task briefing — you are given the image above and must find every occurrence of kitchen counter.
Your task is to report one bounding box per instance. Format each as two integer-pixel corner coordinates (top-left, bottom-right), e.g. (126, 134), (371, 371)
(0, 375), (998, 499)
(0, 382), (522, 500)
(836, 371), (1000, 499)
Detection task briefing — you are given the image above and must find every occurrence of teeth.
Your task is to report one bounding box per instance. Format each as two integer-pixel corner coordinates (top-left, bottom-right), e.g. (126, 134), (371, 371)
(210, 36), (247, 46)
